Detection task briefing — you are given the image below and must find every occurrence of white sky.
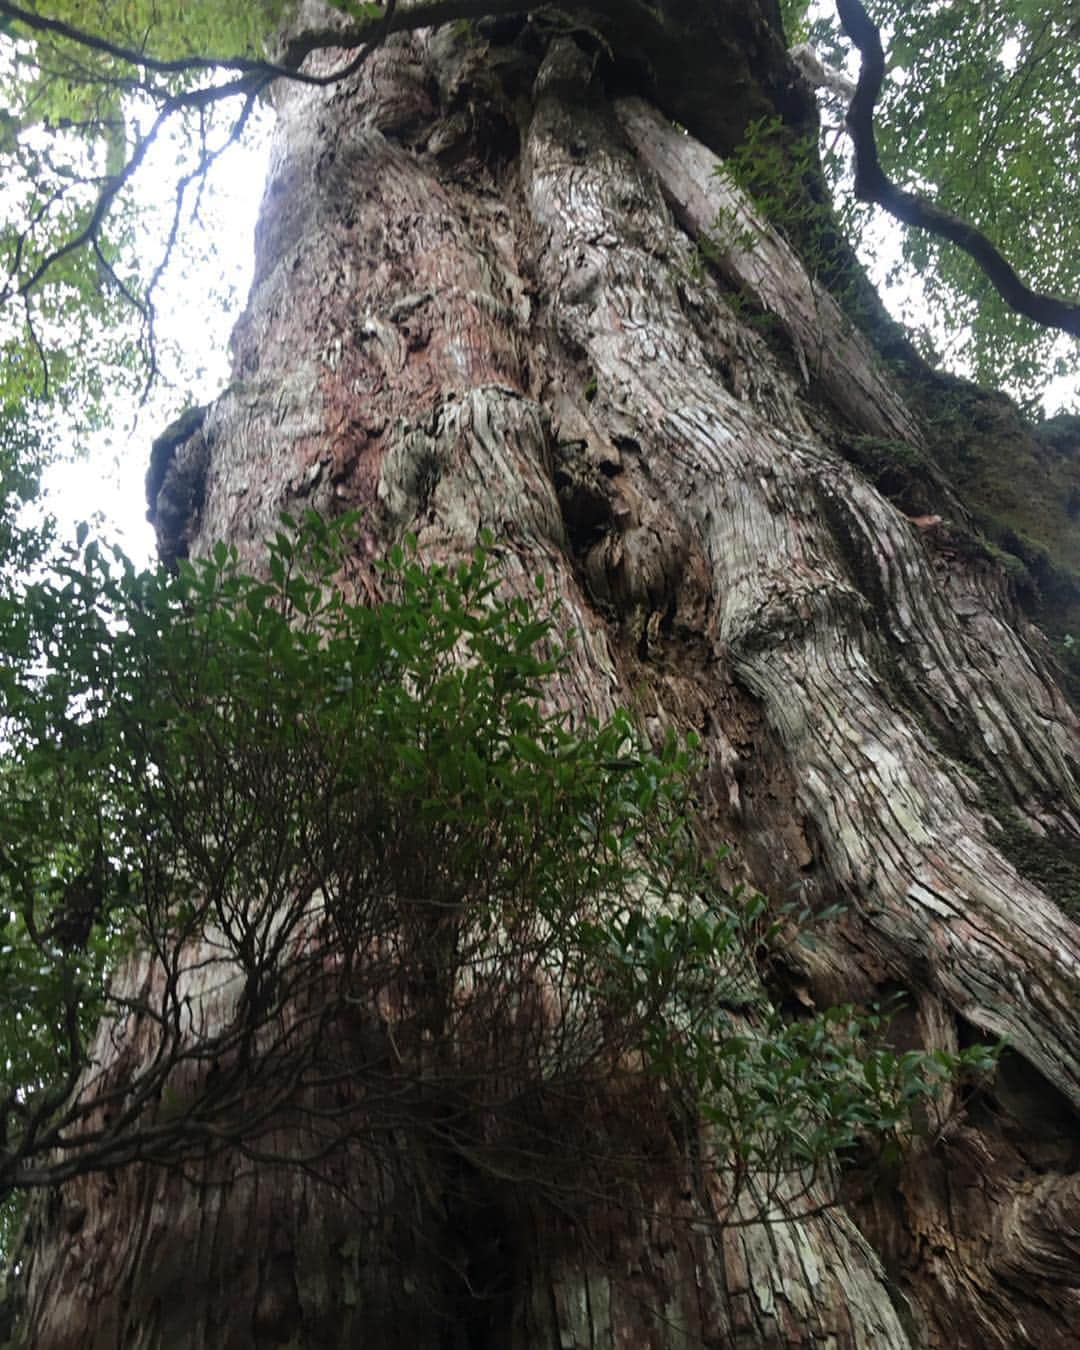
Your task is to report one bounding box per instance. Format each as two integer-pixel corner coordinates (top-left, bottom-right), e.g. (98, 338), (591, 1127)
(40, 108), (275, 568)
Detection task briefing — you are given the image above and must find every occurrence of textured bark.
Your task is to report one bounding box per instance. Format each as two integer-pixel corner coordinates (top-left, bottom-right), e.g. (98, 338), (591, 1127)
(10, 3), (1080, 1346)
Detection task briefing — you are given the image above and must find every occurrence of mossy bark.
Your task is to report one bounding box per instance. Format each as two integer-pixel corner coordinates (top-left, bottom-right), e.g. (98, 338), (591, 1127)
(11, 4), (1080, 1346)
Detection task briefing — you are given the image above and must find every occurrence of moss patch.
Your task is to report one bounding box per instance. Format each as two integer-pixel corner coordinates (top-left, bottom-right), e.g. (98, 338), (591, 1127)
(836, 434), (949, 519)
(912, 380), (1080, 649)
(979, 777), (1080, 917)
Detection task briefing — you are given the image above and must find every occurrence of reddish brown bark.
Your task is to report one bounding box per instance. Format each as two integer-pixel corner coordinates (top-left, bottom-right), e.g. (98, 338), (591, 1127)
(8, 4), (1080, 1346)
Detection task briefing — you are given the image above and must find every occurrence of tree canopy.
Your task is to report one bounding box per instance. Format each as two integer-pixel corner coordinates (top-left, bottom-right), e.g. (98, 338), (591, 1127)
(787, 0), (1080, 402)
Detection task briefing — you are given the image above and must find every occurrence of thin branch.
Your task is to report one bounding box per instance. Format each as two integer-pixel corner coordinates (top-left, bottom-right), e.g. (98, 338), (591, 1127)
(20, 293), (49, 397)
(836, 0), (1080, 338)
(0, 0), (519, 88)
(0, 0), (355, 82)
(136, 87), (264, 401)
(1, 0), (652, 361)
(92, 238), (147, 319)
(8, 101), (171, 302)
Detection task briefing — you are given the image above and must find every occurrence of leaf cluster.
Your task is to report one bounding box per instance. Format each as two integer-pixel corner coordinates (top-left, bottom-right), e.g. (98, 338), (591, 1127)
(0, 511), (997, 1240)
(0, 0), (288, 412)
(788, 0), (1080, 404)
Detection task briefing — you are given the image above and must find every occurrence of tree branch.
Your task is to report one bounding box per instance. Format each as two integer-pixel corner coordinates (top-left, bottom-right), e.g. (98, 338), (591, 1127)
(0, 0), (370, 83)
(1, 0), (655, 389)
(0, 0), (604, 89)
(836, 0), (1080, 339)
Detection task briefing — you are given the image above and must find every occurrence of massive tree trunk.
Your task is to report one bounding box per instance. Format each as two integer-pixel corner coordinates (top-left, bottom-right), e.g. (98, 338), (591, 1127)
(9, 3), (1080, 1346)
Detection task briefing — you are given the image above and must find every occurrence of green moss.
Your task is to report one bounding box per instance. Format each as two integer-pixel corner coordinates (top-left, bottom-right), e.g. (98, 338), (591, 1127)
(976, 776), (1080, 917)
(835, 434), (954, 520)
(918, 382), (1080, 637)
(844, 436), (927, 472)
(988, 815), (1080, 917)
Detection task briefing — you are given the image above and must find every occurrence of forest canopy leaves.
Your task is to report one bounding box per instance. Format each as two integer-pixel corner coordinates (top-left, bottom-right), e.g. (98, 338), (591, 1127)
(0, 0), (1077, 413)
(789, 0), (1080, 402)
(0, 0), (289, 418)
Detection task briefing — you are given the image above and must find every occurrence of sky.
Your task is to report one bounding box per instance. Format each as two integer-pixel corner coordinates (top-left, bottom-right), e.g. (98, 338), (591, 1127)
(39, 107), (275, 568)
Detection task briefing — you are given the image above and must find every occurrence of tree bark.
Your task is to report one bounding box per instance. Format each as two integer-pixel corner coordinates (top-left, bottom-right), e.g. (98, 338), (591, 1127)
(9, 3), (1080, 1346)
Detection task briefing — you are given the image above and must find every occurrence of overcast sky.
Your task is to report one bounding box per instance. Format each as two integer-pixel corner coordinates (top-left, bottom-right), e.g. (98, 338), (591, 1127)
(41, 107), (275, 568)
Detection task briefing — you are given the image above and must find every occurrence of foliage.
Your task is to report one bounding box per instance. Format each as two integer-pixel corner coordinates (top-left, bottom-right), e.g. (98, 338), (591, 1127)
(0, 402), (51, 585)
(780, 0), (812, 45)
(786, 0), (1080, 404)
(0, 512), (997, 1238)
(715, 113), (843, 265)
(0, 0), (290, 416)
(709, 110), (881, 354)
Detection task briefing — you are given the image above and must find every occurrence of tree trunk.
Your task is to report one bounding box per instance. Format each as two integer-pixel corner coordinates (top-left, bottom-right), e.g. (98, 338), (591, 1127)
(9, 3), (1080, 1346)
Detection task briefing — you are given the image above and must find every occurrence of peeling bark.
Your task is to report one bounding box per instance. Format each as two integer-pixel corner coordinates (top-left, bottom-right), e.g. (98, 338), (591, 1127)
(8, 5), (1080, 1347)
(616, 97), (920, 447)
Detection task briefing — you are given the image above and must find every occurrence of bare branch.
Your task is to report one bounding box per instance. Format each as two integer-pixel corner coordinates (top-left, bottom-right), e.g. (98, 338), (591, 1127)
(0, 0), (559, 89)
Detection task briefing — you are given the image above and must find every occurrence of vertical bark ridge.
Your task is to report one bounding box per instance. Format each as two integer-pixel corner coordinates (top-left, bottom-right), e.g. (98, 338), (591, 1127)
(9, 13), (1079, 1349)
(520, 39), (1080, 1106)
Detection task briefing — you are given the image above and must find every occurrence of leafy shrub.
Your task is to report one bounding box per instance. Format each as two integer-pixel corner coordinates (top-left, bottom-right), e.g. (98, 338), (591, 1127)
(0, 514), (996, 1232)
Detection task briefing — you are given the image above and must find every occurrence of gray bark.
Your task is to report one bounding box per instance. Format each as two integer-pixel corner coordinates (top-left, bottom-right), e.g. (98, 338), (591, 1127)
(11, 5), (1080, 1347)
